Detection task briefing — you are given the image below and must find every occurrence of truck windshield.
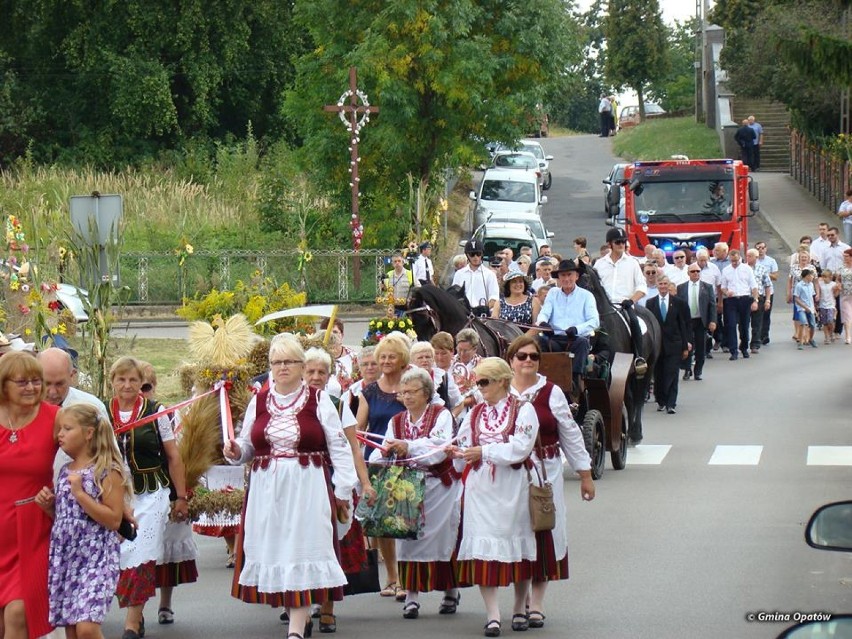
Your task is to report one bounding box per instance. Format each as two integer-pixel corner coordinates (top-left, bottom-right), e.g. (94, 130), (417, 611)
(633, 179), (734, 221)
(481, 179), (536, 203)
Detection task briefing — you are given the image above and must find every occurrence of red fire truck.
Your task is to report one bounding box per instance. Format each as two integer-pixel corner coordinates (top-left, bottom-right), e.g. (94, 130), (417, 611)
(613, 158), (759, 257)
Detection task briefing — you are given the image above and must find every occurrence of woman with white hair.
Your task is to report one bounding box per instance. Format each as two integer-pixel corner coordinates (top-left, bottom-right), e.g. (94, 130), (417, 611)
(451, 328), (481, 412)
(380, 367), (462, 620)
(409, 341), (460, 410)
(224, 335), (357, 639)
(448, 357), (540, 637)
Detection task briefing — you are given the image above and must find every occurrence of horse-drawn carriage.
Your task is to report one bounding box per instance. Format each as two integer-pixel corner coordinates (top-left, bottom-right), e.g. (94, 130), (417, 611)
(407, 266), (660, 480)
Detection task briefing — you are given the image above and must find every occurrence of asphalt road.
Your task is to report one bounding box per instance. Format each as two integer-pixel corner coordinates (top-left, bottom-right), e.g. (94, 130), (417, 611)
(103, 135), (851, 639)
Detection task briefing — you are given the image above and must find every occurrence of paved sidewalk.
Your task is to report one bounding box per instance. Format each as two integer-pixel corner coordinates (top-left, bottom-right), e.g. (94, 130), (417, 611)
(753, 171), (837, 253)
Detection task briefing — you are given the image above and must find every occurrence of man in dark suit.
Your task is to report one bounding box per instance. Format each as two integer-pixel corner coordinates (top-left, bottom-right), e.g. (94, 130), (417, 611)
(677, 263), (717, 381)
(646, 275), (690, 414)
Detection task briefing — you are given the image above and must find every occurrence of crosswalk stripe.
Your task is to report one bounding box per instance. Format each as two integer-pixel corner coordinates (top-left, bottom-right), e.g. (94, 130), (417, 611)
(807, 446), (852, 466)
(629, 445), (672, 464)
(707, 445), (763, 465)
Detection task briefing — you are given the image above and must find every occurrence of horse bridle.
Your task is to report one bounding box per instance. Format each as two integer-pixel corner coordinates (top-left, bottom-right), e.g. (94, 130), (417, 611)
(405, 304), (441, 335)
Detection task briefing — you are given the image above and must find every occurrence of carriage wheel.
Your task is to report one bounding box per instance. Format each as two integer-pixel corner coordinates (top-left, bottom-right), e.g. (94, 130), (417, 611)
(610, 403), (629, 470)
(582, 409), (606, 480)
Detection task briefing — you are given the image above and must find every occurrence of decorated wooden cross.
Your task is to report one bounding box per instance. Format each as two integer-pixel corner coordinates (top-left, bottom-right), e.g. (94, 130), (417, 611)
(324, 67), (379, 287)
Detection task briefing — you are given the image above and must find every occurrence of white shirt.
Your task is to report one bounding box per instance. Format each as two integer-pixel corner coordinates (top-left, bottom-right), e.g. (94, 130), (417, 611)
(594, 253), (646, 303)
(598, 98), (612, 113)
(810, 236), (831, 265)
(664, 263), (689, 286)
(637, 285), (659, 307)
(839, 199), (852, 225)
(720, 263), (758, 297)
(412, 254), (434, 285)
(820, 240), (851, 272)
(698, 261), (722, 289)
(452, 264), (500, 308)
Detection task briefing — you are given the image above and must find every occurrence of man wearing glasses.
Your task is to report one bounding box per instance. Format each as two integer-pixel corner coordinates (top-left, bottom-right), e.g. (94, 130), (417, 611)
(637, 263), (660, 307)
(676, 264), (717, 380)
(818, 227), (851, 336)
(664, 250), (690, 286)
(453, 239), (500, 318)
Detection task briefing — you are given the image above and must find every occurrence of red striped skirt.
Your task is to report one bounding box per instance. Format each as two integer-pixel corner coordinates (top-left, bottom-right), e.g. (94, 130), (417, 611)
(398, 559), (458, 592)
(531, 530), (569, 582)
(116, 561), (156, 607)
(155, 560), (199, 588)
(457, 559), (532, 587)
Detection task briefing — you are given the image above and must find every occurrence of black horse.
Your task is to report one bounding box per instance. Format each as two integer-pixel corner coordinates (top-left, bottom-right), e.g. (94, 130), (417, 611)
(406, 284), (524, 357)
(577, 265), (661, 444)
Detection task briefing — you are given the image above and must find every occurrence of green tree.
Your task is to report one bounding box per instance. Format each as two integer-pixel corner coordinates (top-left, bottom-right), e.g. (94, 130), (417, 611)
(284, 0), (581, 247)
(646, 18), (698, 113)
(604, 0), (671, 120)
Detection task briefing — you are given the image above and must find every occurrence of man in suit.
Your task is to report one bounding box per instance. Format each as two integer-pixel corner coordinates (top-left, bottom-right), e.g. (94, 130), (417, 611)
(677, 264), (717, 381)
(646, 275), (690, 414)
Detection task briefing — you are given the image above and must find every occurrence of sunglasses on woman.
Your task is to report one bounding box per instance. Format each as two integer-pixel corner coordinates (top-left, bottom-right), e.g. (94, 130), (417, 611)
(514, 352), (540, 362)
(475, 378), (492, 388)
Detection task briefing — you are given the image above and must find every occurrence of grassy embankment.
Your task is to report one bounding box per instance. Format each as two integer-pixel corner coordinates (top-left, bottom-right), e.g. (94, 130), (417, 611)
(612, 116), (722, 161)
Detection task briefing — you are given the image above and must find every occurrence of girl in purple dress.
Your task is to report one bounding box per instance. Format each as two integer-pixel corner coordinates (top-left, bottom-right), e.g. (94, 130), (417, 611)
(36, 403), (130, 639)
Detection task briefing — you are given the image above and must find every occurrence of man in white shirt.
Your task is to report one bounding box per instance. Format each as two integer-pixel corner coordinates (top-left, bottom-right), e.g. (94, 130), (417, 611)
(531, 257), (555, 293)
(598, 94), (613, 137)
(810, 222), (831, 266)
(637, 261), (660, 307)
(412, 241), (435, 286)
(719, 249), (759, 360)
(38, 347), (109, 418)
(754, 241), (778, 345)
(821, 227), (851, 337)
(452, 239), (500, 317)
(594, 227), (647, 358)
(664, 249), (689, 286)
(838, 189), (852, 246)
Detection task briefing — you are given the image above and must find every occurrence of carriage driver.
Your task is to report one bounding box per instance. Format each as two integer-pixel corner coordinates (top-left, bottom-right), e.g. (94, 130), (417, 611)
(452, 239), (500, 318)
(531, 259), (600, 391)
(594, 227), (647, 369)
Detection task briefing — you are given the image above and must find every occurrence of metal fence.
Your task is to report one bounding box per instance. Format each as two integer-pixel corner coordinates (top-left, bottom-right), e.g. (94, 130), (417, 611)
(121, 248), (392, 304)
(790, 130), (852, 213)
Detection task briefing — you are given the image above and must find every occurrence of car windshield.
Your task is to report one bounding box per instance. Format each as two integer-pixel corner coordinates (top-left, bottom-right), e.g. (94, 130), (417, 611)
(633, 180), (734, 221)
(479, 236), (538, 260)
(494, 154), (537, 170)
(520, 144), (544, 160)
(500, 218), (545, 239)
(481, 179), (536, 203)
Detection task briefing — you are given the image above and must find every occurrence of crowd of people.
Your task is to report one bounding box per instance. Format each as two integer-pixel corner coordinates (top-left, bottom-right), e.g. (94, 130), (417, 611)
(0, 318), (597, 639)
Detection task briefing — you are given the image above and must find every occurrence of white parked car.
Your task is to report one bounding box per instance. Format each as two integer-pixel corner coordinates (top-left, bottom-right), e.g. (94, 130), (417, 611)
(470, 168), (547, 229)
(519, 139), (553, 190)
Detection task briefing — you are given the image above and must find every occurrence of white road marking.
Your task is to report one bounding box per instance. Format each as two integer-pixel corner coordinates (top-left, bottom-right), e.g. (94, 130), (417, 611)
(707, 445), (763, 465)
(629, 444), (672, 465)
(807, 446), (852, 466)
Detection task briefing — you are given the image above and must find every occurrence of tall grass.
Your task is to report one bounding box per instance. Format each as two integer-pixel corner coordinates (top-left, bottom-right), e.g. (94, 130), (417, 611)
(612, 116), (723, 162)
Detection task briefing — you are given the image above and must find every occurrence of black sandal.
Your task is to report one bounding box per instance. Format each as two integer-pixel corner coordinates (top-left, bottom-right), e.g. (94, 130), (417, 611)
(319, 613), (337, 634)
(527, 611), (545, 628)
(402, 601), (420, 619)
(484, 619), (502, 637)
(511, 613), (529, 632)
(439, 592), (460, 614)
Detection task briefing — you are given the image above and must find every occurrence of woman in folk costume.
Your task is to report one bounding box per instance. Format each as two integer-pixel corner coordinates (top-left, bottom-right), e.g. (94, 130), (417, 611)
(224, 334), (357, 639)
(379, 367), (463, 620)
(448, 357), (539, 637)
(507, 335), (595, 629)
(109, 356), (189, 639)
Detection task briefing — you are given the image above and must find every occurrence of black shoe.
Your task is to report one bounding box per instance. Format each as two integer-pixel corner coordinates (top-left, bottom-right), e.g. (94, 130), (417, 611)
(667, 407), (676, 414)
(305, 619), (313, 638)
(729, 354), (737, 361)
(121, 631), (140, 639)
(319, 614), (336, 634)
(742, 351), (750, 358)
(657, 404), (665, 411)
(484, 620), (502, 637)
(694, 374), (702, 381)
(705, 352), (713, 359)
(762, 337), (770, 345)
(683, 369), (692, 380)
(439, 593), (461, 614)
(511, 614), (529, 631)
(280, 611), (290, 623)
(403, 602), (420, 619)
(527, 611), (545, 629)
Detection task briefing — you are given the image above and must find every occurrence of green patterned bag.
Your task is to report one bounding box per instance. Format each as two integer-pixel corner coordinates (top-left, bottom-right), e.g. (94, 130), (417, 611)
(355, 461), (426, 539)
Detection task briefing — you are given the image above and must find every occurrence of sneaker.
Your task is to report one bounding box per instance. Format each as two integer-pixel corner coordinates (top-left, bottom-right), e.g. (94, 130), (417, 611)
(797, 344), (804, 350)
(808, 340), (818, 348)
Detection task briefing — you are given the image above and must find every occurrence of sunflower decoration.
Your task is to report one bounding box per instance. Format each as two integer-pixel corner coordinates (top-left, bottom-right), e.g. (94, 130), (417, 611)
(362, 316), (416, 346)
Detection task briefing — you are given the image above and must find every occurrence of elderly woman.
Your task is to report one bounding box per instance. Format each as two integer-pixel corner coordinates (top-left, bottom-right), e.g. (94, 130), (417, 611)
(224, 335), (357, 639)
(498, 270), (540, 326)
(356, 333), (409, 600)
(320, 318), (358, 397)
(380, 367), (462, 620)
(507, 335), (595, 628)
(0, 353), (59, 639)
(303, 347), (375, 633)
(109, 356), (188, 639)
(448, 357), (540, 637)
(340, 346), (377, 417)
(410, 341), (460, 410)
(139, 361), (198, 627)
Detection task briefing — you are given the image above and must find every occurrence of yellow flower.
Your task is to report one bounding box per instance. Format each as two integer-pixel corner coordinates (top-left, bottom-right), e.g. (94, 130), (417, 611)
(304, 251), (313, 262)
(24, 328), (32, 336)
(185, 244), (194, 255)
(388, 320), (395, 329)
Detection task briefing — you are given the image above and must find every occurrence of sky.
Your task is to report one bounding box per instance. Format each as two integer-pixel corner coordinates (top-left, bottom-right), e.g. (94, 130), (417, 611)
(575, 0), (705, 25)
